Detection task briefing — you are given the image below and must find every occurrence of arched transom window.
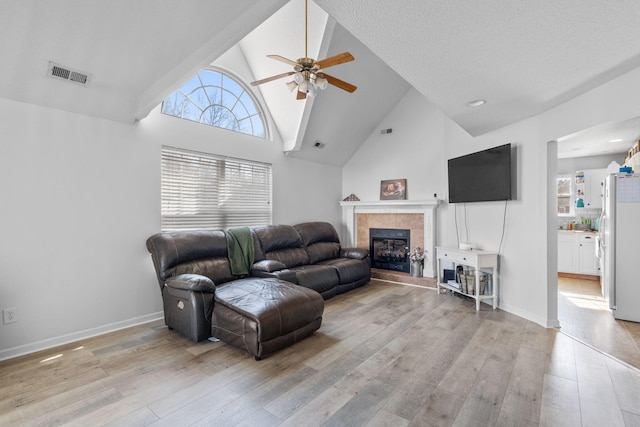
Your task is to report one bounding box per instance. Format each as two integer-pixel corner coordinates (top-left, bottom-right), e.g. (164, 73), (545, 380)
(162, 69), (266, 138)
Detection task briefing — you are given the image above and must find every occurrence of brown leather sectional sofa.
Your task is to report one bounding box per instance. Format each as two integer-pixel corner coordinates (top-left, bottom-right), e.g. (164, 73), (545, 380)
(146, 221), (370, 359)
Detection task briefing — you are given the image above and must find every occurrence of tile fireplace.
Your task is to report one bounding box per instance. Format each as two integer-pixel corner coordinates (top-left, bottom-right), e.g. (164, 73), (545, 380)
(369, 228), (410, 273)
(340, 199), (441, 278)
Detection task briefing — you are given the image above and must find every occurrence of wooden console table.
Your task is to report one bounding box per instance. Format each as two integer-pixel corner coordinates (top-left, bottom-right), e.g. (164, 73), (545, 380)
(436, 247), (499, 310)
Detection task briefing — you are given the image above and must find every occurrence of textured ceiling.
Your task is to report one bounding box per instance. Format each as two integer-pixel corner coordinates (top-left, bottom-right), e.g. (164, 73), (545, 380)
(315, 0), (640, 137)
(2, 0), (640, 164)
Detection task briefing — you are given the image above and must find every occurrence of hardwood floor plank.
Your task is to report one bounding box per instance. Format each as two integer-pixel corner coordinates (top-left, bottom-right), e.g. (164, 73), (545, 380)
(278, 386), (353, 427)
(545, 331), (578, 381)
(539, 374), (581, 427)
(365, 408), (410, 427)
(436, 318), (502, 396)
(1, 280), (638, 426)
(323, 378), (392, 427)
(231, 408), (282, 427)
(499, 346), (548, 424)
(408, 387), (466, 427)
(604, 357), (640, 417)
(262, 352), (367, 420)
(574, 346), (626, 427)
(28, 387), (124, 426)
(144, 385), (241, 427)
(192, 363), (319, 426)
(103, 406), (160, 427)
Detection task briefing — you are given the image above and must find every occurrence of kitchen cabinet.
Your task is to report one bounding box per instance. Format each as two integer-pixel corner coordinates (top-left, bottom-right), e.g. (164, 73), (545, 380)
(575, 168), (608, 209)
(436, 247), (498, 310)
(578, 234), (598, 275)
(557, 231), (599, 276)
(558, 234), (577, 273)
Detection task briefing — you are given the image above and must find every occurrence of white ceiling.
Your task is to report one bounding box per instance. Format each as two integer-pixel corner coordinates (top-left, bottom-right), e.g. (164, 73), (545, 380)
(557, 115), (640, 159)
(3, 0), (640, 165)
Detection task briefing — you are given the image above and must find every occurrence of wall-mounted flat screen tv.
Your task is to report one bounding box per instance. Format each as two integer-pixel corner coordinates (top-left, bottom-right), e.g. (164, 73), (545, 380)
(448, 143), (513, 203)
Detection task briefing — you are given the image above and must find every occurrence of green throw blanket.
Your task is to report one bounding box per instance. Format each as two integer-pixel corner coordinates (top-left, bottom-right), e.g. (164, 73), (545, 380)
(226, 227), (255, 276)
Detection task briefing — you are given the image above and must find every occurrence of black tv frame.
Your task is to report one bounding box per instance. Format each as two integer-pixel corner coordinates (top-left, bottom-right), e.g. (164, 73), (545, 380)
(447, 143), (514, 203)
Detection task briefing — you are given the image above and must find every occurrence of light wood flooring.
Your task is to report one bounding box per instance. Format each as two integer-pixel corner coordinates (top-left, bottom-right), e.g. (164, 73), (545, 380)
(2, 279), (640, 426)
(558, 276), (640, 370)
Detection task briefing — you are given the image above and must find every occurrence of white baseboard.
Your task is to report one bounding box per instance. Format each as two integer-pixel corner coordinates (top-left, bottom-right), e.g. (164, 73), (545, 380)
(0, 312), (163, 362)
(499, 303), (559, 328)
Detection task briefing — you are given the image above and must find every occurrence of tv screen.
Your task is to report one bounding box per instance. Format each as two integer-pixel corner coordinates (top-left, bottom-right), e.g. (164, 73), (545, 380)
(448, 143), (513, 203)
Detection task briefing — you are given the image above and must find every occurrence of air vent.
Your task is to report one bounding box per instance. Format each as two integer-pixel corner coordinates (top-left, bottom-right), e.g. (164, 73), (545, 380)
(47, 62), (91, 87)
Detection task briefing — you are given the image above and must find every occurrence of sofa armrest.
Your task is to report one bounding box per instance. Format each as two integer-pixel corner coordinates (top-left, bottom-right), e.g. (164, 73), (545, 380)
(252, 259), (287, 273)
(165, 274), (215, 293)
(251, 261), (298, 284)
(340, 247), (369, 260)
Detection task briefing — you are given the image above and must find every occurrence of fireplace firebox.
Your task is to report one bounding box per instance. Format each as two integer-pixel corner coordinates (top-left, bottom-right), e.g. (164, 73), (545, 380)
(369, 228), (410, 273)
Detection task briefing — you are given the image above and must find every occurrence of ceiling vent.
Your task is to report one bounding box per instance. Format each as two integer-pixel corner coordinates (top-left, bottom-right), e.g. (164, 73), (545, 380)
(47, 61), (91, 86)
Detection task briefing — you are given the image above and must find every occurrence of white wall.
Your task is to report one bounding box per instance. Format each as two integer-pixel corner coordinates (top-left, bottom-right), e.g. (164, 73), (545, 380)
(557, 153), (623, 175)
(0, 98), (341, 360)
(344, 66), (640, 328)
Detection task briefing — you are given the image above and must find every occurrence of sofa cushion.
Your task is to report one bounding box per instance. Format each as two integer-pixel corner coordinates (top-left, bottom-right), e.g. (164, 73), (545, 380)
(294, 222), (341, 264)
(288, 264), (340, 296)
(146, 230), (234, 288)
(212, 278), (324, 359)
(252, 224), (310, 268)
(318, 258), (371, 285)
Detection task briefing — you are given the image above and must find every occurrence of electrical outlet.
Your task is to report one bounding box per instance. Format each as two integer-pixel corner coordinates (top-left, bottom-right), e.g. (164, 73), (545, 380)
(3, 308), (17, 324)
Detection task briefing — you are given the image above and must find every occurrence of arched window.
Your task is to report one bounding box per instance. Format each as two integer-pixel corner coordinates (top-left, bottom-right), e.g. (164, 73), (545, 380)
(162, 69), (266, 138)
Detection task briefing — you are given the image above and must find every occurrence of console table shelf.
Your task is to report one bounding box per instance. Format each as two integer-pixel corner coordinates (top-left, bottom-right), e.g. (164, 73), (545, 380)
(436, 246), (499, 310)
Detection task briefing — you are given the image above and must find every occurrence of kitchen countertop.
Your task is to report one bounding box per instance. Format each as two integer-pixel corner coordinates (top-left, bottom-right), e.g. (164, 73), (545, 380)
(558, 229), (597, 234)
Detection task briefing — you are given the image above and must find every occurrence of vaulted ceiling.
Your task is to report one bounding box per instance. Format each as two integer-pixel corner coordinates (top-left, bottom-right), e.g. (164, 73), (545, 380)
(3, 0), (640, 165)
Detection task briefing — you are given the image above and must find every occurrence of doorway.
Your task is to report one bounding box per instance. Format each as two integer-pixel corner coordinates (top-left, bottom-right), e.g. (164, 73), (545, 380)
(554, 120), (640, 369)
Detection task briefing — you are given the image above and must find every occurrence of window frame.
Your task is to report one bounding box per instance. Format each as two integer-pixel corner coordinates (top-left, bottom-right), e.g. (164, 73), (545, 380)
(161, 146), (273, 231)
(161, 67), (268, 139)
(557, 174), (574, 217)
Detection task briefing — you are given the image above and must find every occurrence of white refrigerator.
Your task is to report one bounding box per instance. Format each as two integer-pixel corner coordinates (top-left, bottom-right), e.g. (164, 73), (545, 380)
(598, 173), (640, 322)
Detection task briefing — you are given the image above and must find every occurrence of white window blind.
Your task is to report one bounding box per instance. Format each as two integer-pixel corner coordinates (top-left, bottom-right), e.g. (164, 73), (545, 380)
(161, 146), (272, 231)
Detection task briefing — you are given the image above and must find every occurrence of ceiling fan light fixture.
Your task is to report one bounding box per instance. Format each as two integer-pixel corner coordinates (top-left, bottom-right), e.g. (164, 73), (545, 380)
(307, 83), (317, 97)
(315, 76), (328, 90)
(250, 0), (356, 99)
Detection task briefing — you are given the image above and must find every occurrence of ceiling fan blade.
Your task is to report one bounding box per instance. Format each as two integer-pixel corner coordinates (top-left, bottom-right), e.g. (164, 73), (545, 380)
(267, 55), (300, 67)
(315, 52), (354, 70)
(296, 90), (307, 100)
(323, 73), (357, 93)
(251, 71), (295, 86)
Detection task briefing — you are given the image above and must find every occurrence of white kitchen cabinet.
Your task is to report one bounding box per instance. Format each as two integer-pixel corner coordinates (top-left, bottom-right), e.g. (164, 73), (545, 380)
(557, 231), (599, 276)
(558, 233), (577, 273)
(578, 234), (599, 275)
(575, 168), (608, 210)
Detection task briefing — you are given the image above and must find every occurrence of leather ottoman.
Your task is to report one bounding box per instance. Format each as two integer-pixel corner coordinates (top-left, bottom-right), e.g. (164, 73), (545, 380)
(211, 278), (324, 360)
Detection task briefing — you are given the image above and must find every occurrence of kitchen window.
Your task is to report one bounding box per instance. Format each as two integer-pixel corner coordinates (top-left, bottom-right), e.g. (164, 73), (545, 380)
(557, 174), (574, 216)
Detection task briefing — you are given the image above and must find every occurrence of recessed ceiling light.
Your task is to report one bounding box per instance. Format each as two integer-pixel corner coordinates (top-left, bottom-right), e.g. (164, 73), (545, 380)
(608, 138), (623, 143)
(466, 99), (486, 107)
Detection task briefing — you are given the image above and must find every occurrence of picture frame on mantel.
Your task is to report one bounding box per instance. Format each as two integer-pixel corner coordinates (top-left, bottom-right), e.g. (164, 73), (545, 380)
(380, 179), (407, 200)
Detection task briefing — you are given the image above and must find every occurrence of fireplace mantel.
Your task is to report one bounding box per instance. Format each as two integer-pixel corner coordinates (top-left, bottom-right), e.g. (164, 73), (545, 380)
(340, 199), (442, 278)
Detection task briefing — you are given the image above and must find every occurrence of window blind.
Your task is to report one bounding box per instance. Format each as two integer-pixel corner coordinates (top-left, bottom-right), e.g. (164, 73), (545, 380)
(161, 146), (272, 231)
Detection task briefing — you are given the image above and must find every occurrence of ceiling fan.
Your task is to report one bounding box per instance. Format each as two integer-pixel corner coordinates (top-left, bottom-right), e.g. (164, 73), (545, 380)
(250, 0), (356, 99)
